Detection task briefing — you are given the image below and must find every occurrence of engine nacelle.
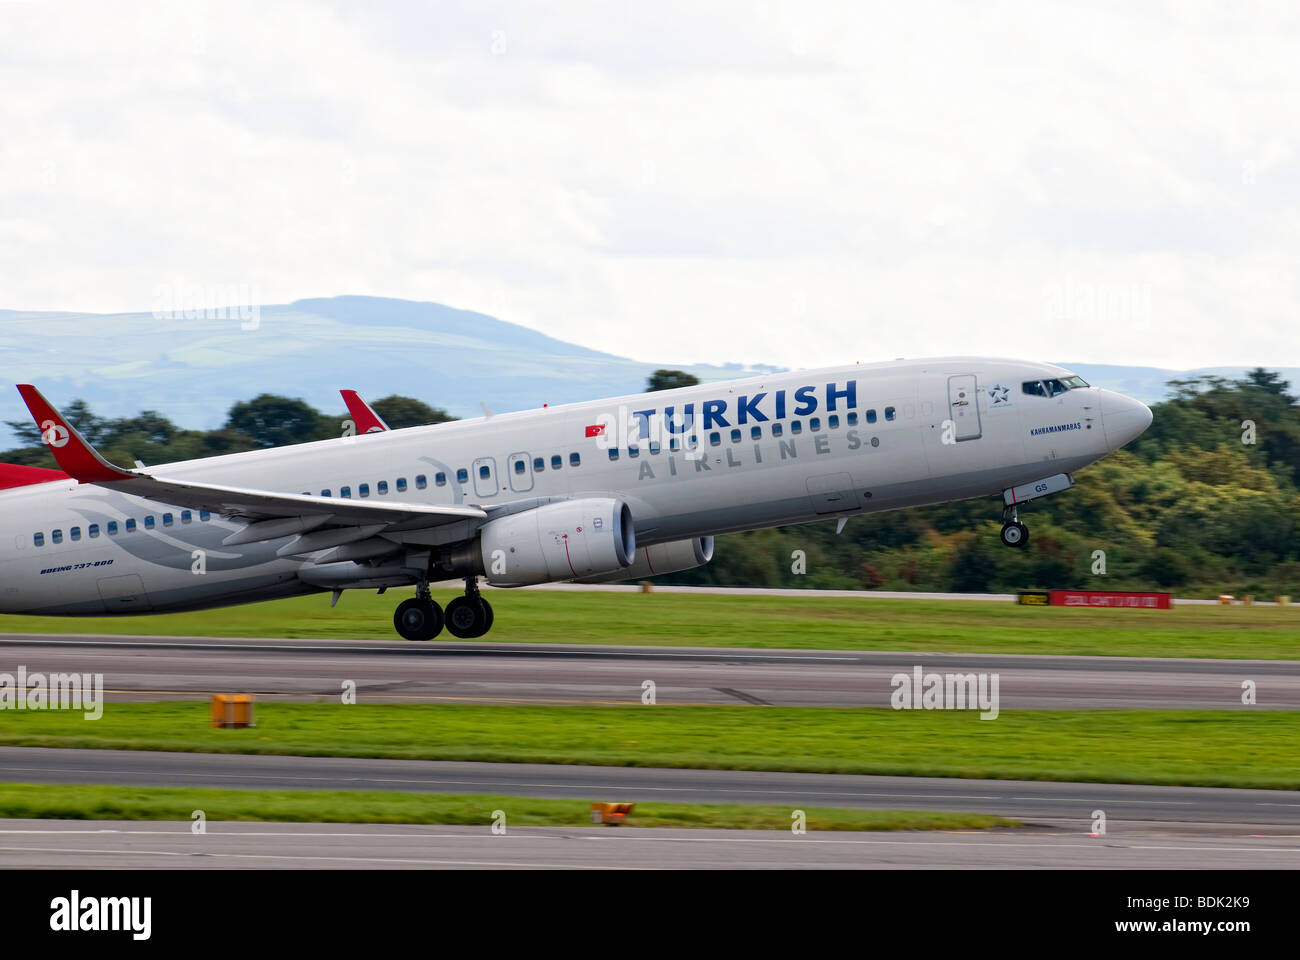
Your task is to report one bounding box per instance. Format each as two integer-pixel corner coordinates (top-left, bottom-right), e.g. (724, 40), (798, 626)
(575, 536), (714, 583)
(478, 497), (635, 586)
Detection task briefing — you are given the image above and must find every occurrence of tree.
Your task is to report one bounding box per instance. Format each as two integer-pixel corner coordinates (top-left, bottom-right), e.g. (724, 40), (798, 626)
(225, 394), (324, 448)
(647, 369), (699, 392)
(1240, 367), (1295, 401)
(370, 396), (456, 429)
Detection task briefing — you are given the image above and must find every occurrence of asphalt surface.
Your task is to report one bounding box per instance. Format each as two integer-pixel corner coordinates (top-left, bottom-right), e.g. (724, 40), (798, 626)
(2, 634), (1296, 709)
(4, 747), (1300, 826)
(2, 818), (1298, 868)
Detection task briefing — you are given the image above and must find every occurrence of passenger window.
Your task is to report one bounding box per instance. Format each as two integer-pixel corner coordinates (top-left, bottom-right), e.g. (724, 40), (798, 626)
(847, 412), (858, 426)
(417, 474), (429, 489)
(649, 441), (661, 454)
(772, 423), (783, 437)
(33, 532), (44, 547)
(730, 428), (742, 443)
(126, 519), (137, 532)
(709, 432), (721, 446)
(866, 409), (877, 424)
(533, 458), (545, 472)
(89, 524), (100, 538)
(163, 513), (174, 526)
(628, 446), (639, 458)
(359, 483), (370, 498)
(107, 522), (118, 535)
(791, 421), (802, 435)
(829, 415), (839, 429)
(199, 511), (210, 522)
(551, 455), (562, 470)
(669, 437), (680, 451)
(320, 489), (332, 497)
(434, 473), (446, 487)
(478, 465), (490, 480)
(570, 452), (581, 467)
(456, 468), (469, 484)
(377, 481), (389, 495)
(513, 460), (526, 474)
(396, 477), (408, 492)
(751, 426), (762, 440)
(885, 406), (896, 421)
(70, 526), (81, 541)
(52, 530), (63, 544)
(340, 486), (351, 499)
(810, 417), (821, 431)
(145, 516), (156, 529)
(608, 448), (620, 461)
(181, 511), (192, 523)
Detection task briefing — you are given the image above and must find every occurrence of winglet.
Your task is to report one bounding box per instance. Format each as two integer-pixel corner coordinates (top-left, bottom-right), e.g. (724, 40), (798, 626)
(15, 385), (135, 483)
(340, 389), (389, 433)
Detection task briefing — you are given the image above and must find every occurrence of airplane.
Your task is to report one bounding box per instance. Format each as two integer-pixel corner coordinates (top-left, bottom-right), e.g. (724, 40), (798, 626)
(0, 359), (1152, 640)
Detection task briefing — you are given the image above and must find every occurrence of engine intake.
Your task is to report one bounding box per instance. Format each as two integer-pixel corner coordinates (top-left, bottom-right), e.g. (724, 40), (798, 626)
(478, 497), (635, 587)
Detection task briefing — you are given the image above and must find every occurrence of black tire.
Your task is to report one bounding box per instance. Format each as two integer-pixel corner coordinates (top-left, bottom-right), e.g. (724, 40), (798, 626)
(393, 598), (444, 641)
(1000, 522), (1029, 549)
(477, 598), (494, 636)
(444, 595), (487, 639)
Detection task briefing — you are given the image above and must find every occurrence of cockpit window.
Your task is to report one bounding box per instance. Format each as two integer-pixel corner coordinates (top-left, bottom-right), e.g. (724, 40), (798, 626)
(1023, 376), (1089, 397)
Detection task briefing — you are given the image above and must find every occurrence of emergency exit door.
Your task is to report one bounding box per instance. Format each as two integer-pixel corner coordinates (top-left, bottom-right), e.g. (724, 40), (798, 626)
(947, 375), (982, 441)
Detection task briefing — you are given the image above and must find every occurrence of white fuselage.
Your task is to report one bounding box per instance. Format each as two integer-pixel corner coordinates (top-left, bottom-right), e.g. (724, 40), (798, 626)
(0, 357), (1150, 616)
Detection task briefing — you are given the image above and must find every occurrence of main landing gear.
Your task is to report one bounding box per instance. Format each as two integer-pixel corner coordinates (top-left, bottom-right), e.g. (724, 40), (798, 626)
(1000, 504), (1030, 549)
(392, 578), (494, 641)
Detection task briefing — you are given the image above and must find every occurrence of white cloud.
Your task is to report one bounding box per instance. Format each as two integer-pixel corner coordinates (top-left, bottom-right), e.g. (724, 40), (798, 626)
(2, 0), (1300, 371)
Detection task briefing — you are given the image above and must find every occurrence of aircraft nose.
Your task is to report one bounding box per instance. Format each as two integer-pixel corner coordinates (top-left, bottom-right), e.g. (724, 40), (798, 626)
(1101, 391), (1153, 449)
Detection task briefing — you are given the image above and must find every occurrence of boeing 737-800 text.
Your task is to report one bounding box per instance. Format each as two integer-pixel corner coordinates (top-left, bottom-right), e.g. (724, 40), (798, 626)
(0, 358), (1152, 640)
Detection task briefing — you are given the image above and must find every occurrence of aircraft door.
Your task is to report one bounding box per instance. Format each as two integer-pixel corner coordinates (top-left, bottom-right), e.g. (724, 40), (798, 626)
(947, 375), (982, 441)
(507, 452), (534, 493)
(472, 457), (499, 497)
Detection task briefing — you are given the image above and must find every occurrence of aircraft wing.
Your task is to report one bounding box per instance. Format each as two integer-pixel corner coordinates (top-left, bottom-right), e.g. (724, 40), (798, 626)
(15, 385), (484, 533)
(340, 389), (389, 433)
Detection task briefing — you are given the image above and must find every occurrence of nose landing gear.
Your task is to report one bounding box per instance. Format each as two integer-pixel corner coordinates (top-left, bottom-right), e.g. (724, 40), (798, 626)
(1000, 504), (1030, 549)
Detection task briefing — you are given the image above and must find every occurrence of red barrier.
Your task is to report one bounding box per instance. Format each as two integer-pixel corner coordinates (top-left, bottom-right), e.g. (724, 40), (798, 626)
(1048, 590), (1171, 609)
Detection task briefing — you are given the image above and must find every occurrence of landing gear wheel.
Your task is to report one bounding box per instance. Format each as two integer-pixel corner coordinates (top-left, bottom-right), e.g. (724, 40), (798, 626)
(393, 597), (444, 641)
(445, 595), (492, 639)
(1000, 521), (1029, 549)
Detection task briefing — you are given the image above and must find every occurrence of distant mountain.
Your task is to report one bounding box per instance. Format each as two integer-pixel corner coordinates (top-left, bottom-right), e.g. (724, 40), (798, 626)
(0, 296), (778, 447)
(0, 295), (1292, 448)
(1056, 363), (1300, 405)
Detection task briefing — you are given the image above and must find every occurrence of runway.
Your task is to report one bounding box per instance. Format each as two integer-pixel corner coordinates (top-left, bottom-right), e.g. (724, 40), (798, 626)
(1, 633), (1297, 709)
(2, 818), (1298, 868)
(5, 747), (1300, 825)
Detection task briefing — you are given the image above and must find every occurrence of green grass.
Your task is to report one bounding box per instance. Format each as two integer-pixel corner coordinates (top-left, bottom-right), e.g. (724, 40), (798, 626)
(2, 589), (1299, 659)
(4, 701), (1299, 789)
(0, 782), (1014, 831)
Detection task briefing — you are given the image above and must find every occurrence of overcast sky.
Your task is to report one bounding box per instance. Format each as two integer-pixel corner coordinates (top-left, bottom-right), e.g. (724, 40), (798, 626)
(3, 0), (1299, 371)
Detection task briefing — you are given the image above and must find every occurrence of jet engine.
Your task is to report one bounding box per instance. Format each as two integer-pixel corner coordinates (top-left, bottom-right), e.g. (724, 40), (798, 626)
(476, 497), (635, 587)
